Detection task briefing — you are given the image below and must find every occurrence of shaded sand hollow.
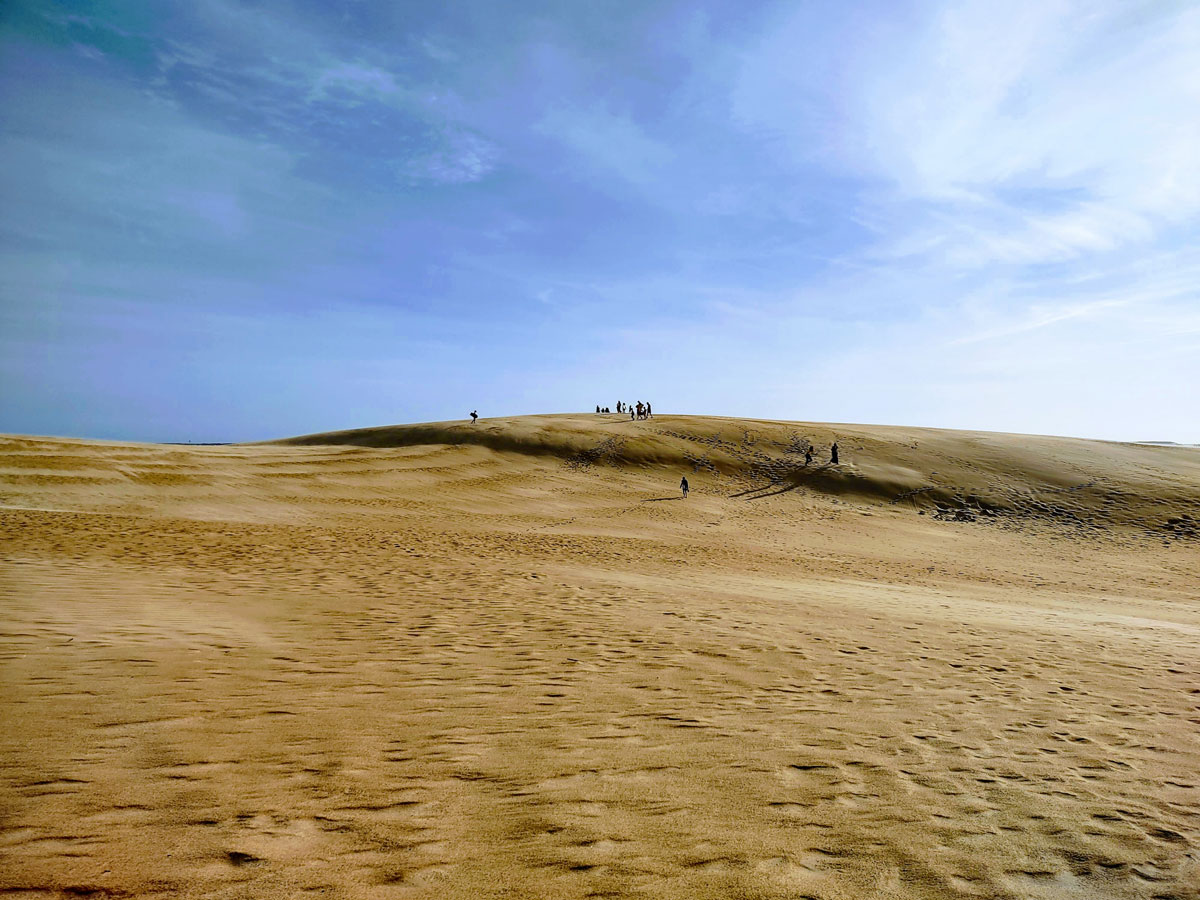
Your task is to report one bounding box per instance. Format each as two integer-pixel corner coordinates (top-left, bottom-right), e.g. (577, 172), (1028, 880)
(1, 413), (1199, 900)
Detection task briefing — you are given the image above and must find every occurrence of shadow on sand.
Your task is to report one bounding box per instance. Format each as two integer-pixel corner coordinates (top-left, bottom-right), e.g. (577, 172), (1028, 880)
(642, 497), (683, 502)
(731, 464), (837, 501)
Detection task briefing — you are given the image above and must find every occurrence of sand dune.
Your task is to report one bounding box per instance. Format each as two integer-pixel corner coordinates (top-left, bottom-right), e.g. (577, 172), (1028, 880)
(1, 414), (1198, 899)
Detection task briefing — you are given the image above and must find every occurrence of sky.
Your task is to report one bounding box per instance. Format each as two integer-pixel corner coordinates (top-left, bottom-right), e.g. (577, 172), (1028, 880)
(1, 0), (1198, 443)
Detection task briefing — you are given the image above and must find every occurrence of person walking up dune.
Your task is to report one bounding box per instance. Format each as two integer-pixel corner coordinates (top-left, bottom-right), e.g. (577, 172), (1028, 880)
(680, 475), (689, 499)
(830, 441), (839, 464)
(470, 410), (478, 424)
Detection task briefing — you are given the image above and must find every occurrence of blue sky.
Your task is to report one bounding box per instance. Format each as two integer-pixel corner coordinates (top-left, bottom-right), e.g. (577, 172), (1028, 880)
(2, 0), (1197, 442)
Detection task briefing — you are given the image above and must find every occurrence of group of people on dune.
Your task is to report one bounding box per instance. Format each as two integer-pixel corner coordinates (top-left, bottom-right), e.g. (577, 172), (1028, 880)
(595, 400), (652, 420)
(805, 441), (839, 466)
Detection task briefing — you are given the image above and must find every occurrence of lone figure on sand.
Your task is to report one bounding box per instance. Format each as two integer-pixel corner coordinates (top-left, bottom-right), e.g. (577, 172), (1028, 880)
(470, 410), (478, 424)
(830, 441), (839, 464)
(804, 446), (813, 467)
(680, 475), (689, 499)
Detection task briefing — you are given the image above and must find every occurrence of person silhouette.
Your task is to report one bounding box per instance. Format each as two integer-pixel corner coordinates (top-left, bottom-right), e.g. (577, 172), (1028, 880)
(804, 447), (813, 467)
(470, 410), (478, 424)
(680, 475), (689, 498)
(830, 442), (839, 464)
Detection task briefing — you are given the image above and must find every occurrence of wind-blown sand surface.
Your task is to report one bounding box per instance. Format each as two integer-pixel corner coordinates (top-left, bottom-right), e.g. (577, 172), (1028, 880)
(1, 413), (1198, 900)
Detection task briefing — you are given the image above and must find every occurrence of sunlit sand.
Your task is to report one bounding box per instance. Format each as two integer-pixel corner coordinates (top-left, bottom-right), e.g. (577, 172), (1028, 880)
(2, 414), (1198, 899)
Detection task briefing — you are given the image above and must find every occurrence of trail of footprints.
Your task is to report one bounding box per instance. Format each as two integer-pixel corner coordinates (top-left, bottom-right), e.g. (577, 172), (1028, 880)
(2, 517), (1198, 899)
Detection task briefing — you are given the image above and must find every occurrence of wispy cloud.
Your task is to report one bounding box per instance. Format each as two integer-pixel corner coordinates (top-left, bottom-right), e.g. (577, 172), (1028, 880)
(398, 130), (499, 184)
(538, 107), (673, 187)
(308, 61), (404, 103)
(948, 297), (1132, 346)
(32, 0), (493, 190)
(738, 1), (1200, 267)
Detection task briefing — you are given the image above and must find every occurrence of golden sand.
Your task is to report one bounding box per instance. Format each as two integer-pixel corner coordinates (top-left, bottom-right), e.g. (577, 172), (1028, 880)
(1, 414), (1197, 899)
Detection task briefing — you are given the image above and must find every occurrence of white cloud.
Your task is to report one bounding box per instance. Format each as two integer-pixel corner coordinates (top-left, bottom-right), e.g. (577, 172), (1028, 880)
(737, 1), (1200, 267)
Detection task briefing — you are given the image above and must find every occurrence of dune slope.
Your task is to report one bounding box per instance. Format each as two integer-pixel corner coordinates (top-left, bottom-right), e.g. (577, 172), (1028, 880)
(278, 414), (1200, 530)
(1, 414), (1198, 900)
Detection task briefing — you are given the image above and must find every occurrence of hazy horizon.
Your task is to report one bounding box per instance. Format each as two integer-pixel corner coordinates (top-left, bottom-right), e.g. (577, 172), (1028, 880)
(3, 1), (1198, 444)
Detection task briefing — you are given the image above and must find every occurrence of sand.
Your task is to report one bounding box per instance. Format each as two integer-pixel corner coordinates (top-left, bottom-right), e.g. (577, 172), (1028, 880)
(1, 413), (1198, 899)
